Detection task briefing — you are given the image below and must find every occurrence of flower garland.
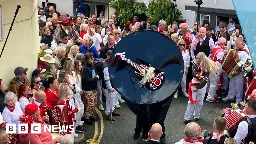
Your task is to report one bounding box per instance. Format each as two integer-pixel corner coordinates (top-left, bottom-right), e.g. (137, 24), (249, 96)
(140, 67), (156, 85)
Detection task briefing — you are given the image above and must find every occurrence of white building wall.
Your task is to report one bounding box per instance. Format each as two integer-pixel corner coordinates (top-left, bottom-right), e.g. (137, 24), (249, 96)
(0, 0), (39, 84)
(37, 0), (74, 16)
(184, 0), (234, 10)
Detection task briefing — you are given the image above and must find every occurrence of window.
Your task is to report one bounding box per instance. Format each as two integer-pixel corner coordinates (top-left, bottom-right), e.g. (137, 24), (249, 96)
(0, 6), (3, 40)
(200, 14), (210, 25)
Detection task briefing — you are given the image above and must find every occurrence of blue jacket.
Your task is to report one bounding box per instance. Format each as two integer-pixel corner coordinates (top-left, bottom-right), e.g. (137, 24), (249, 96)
(79, 45), (99, 58)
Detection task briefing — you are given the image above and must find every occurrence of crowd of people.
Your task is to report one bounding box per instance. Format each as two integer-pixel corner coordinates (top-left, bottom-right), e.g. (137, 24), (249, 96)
(0, 2), (254, 144)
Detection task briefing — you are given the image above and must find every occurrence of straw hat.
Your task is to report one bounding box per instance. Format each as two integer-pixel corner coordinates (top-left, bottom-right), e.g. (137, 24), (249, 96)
(40, 54), (55, 63)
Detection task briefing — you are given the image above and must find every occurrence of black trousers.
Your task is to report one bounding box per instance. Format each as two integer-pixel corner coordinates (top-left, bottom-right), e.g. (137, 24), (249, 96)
(186, 61), (193, 92)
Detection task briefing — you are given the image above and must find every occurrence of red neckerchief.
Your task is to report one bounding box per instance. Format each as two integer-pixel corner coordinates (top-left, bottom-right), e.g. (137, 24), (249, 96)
(184, 137), (204, 143)
(6, 105), (15, 112)
(65, 80), (71, 86)
(88, 32), (93, 36)
(115, 37), (120, 43)
(237, 48), (249, 55)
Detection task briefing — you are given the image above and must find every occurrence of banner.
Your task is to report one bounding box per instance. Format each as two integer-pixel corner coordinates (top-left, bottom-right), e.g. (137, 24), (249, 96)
(232, 0), (256, 66)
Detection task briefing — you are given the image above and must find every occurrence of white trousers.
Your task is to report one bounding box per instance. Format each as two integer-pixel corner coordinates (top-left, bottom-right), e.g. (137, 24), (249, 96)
(103, 89), (115, 115)
(227, 73), (244, 103)
(222, 72), (229, 90)
(207, 71), (220, 100)
(114, 90), (121, 105)
(181, 73), (187, 92)
(74, 93), (84, 127)
(184, 80), (206, 120)
(97, 80), (103, 106)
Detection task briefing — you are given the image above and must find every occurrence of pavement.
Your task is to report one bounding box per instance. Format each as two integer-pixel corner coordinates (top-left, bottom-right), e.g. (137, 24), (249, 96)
(74, 95), (230, 144)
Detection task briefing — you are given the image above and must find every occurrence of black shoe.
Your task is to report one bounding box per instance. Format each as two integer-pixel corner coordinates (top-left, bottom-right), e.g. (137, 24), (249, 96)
(133, 133), (140, 140)
(81, 117), (87, 121)
(184, 120), (191, 124)
(89, 116), (97, 122)
(194, 118), (200, 121)
(160, 137), (166, 144)
(142, 134), (148, 140)
(75, 126), (84, 133)
(84, 119), (93, 125)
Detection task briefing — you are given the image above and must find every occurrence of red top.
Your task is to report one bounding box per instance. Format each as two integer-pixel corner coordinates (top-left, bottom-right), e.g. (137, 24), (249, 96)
(38, 60), (46, 69)
(19, 123), (57, 144)
(182, 32), (192, 50)
(45, 89), (59, 106)
(79, 30), (87, 38)
(210, 46), (224, 63)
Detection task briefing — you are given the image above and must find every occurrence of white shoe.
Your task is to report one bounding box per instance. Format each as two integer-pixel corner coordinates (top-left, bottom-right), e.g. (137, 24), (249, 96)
(99, 105), (104, 111)
(183, 91), (188, 97)
(115, 104), (121, 109)
(118, 98), (125, 103)
(174, 92), (178, 98)
(222, 97), (231, 102)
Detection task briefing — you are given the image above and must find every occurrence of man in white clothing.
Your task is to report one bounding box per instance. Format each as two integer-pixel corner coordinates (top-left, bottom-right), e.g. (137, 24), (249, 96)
(84, 25), (102, 51)
(223, 39), (250, 103)
(206, 37), (226, 103)
(233, 99), (256, 143)
(175, 122), (204, 144)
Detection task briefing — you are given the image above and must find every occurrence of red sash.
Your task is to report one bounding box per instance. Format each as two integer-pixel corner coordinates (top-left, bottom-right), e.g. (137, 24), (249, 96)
(188, 82), (200, 104)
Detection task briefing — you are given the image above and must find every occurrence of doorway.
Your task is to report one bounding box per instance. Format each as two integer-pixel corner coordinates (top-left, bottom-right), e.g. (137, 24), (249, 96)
(96, 5), (105, 18)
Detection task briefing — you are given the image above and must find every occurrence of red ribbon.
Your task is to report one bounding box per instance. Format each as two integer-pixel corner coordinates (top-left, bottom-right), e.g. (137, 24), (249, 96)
(184, 137), (204, 143)
(188, 82), (199, 104)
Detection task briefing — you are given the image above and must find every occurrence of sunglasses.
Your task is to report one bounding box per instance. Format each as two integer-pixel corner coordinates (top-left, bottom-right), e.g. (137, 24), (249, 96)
(114, 33), (120, 35)
(34, 81), (41, 84)
(220, 27), (224, 28)
(179, 44), (185, 47)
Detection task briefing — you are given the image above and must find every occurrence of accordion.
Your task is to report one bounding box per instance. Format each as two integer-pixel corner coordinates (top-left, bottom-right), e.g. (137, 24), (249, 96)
(222, 49), (242, 78)
(224, 109), (246, 130)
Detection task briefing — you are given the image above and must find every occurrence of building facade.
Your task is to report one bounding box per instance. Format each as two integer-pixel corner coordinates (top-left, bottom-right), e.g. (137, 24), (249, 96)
(0, 0), (39, 84)
(183, 0), (237, 28)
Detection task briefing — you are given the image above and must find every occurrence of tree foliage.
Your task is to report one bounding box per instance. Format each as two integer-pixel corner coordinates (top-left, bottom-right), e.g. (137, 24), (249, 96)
(109, 0), (182, 28)
(147, 0), (182, 25)
(109, 0), (147, 28)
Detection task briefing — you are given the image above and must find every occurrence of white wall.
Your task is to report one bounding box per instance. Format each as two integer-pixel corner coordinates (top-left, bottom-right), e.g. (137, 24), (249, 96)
(37, 0), (74, 16)
(0, 0), (39, 84)
(184, 0), (234, 10)
(176, 0), (196, 29)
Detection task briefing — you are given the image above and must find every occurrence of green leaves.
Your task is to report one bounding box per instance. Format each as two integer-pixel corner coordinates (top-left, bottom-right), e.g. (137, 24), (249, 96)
(147, 0), (182, 25)
(109, 0), (182, 28)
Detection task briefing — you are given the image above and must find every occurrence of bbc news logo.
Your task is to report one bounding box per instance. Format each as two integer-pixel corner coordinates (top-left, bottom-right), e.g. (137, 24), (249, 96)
(6, 124), (75, 134)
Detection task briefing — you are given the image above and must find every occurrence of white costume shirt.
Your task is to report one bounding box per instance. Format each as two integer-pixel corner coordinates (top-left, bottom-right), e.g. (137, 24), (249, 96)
(191, 36), (215, 59)
(182, 50), (190, 72)
(19, 97), (30, 112)
(3, 102), (23, 131)
(234, 115), (256, 144)
(238, 50), (250, 64)
(84, 33), (102, 51)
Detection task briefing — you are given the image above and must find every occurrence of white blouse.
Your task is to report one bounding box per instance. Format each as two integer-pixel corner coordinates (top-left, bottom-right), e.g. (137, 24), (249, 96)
(19, 97), (29, 112)
(3, 102), (23, 131)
